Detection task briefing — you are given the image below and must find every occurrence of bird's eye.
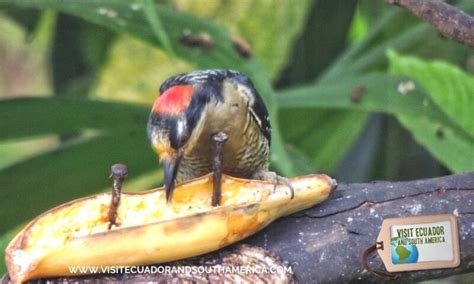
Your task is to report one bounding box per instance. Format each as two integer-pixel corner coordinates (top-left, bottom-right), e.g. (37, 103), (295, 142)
(178, 133), (189, 148)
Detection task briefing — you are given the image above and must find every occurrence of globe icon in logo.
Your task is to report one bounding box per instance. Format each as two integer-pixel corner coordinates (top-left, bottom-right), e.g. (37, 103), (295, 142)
(391, 238), (419, 264)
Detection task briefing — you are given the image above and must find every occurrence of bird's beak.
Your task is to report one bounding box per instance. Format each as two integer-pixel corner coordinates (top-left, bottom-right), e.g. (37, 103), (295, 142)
(163, 153), (183, 203)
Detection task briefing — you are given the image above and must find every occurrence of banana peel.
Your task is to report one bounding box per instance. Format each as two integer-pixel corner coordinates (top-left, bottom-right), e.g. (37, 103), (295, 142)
(5, 173), (336, 283)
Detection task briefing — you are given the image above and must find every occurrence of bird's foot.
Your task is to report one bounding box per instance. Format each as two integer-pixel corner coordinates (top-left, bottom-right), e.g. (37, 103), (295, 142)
(108, 163), (128, 229)
(255, 171), (294, 199)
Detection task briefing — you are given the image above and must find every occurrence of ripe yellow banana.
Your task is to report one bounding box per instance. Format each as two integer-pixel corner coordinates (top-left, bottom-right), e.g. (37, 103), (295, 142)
(5, 173), (335, 283)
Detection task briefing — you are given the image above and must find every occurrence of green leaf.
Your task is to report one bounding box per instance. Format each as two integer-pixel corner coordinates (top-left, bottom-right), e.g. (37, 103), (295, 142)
(0, 131), (158, 235)
(0, 235), (8, 274)
(0, 0), (268, 96)
(277, 0), (357, 83)
(0, 136), (58, 170)
(140, 0), (174, 57)
(326, 23), (430, 79)
(29, 10), (56, 56)
(173, 0), (311, 79)
(279, 108), (368, 171)
(0, 0), (295, 175)
(388, 50), (474, 137)
(320, 9), (418, 80)
(322, 1), (474, 81)
(283, 144), (318, 175)
(277, 73), (474, 172)
(93, 0), (311, 103)
(277, 74), (434, 118)
(92, 36), (193, 104)
(0, 97), (148, 140)
(308, 111), (368, 170)
(0, 97), (163, 234)
(348, 7), (368, 44)
(398, 115), (474, 173)
(274, 0), (363, 173)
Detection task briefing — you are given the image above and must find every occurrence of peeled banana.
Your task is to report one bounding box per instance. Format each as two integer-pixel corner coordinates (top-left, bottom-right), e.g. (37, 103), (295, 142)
(5, 173), (335, 283)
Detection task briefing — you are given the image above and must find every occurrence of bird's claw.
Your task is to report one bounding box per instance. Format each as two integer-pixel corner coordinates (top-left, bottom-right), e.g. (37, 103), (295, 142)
(272, 175), (295, 199)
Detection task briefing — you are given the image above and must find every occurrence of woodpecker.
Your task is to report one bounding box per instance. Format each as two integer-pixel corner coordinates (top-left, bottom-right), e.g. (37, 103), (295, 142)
(147, 69), (290, 206)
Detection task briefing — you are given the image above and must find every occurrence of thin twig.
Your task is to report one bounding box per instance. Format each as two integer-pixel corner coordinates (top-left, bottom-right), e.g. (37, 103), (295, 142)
(387, 0), (474, 48)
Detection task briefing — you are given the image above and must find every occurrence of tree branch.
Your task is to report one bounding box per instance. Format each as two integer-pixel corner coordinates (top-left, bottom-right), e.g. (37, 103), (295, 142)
(2, 172), (473, 283)
(247, 172), (474, 283)
(387, 0), (474, 47)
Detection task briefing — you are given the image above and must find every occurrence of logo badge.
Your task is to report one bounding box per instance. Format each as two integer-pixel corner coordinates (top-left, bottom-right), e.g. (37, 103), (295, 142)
(377, 214), (460, 272)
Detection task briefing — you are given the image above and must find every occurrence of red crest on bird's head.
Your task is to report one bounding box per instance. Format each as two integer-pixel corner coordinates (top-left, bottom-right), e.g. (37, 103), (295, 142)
(152, 85), (194, 116)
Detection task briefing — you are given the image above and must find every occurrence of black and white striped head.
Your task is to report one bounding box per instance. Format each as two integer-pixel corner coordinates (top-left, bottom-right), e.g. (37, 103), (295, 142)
(147, 69), (271, 200)
(148, 69), (271, 151)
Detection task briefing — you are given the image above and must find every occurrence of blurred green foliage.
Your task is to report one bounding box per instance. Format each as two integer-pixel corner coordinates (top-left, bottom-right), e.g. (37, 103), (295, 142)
(0, 0), (473, 274)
